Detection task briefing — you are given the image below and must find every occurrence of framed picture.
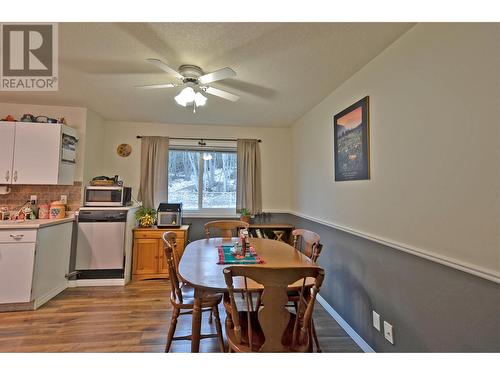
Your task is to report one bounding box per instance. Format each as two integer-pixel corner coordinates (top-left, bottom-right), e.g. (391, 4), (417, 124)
(333, 96), (370, 181)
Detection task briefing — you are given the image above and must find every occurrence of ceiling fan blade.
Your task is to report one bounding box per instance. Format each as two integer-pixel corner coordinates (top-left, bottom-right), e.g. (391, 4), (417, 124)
(205, 86), (240, 102)
(198, 67), (236, 84)
(135, 83), (178, 89)
(146, 58), (184, 80)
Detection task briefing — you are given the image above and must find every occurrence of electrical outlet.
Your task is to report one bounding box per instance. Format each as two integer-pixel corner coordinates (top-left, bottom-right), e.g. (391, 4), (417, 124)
(60, 195), (68, 204)
(383, 321), (394, 344)
(30, 195), (37, 205)
(372, 310), (380, 331)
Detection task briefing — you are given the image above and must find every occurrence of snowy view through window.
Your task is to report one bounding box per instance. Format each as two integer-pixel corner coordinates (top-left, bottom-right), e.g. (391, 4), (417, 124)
(168, 149), (237, 210)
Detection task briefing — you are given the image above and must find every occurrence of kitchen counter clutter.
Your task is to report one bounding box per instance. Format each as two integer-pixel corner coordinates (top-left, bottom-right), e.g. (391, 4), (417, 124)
(0, 216), (74, 311)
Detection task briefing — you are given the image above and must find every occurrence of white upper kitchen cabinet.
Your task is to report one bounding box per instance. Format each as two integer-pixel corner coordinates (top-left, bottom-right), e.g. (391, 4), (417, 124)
(9, 122), (78, 185)
(0, 122), (15, 184)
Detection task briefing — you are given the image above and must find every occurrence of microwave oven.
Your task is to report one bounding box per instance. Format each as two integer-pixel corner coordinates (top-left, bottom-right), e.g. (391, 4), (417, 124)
(84, 186), (132, 207)
(157, 203), (182, 228)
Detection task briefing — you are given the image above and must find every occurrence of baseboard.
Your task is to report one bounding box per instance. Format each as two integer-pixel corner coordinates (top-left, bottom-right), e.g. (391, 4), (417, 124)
(0, 300), (34, 312)
(33, 282), (68, 309)
(68, 279), (126, 287)
(316, 294), (375, 353)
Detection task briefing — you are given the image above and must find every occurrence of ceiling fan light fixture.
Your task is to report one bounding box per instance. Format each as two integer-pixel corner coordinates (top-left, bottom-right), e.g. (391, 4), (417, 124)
(194, 92), (207, 107)
(175, 87), (196, 107)
(143, 59), (240, 110)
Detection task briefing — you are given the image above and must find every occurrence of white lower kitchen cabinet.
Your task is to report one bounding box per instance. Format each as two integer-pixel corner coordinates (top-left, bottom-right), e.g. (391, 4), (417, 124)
(0, 220), (73, 311)
(0, 242), (36, 303)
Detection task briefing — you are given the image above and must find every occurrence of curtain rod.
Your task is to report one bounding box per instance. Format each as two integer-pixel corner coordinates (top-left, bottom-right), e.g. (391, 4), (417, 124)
(136, 136), (261, 143)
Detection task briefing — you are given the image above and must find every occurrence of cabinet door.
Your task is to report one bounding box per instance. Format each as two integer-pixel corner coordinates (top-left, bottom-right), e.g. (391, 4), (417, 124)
(12, 123), (61, 184)
(0, 242), (36, 303)
(157, 241), (169, 276)
(158, 232), (185, 274)
(132, 239), (160, 275)
(0, 122), (15, 184)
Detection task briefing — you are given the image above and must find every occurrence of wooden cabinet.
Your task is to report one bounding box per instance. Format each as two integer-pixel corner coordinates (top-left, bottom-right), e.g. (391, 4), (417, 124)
(0, 122), (77, 185)
(132, 225), (189, 281)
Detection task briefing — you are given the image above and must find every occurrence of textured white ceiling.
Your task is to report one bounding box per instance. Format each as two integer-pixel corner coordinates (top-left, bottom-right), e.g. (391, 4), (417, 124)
(0, 22), (414, 127)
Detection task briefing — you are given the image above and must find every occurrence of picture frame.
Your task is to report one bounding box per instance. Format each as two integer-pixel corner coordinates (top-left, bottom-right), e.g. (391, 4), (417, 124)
(333, 96), (370, 181)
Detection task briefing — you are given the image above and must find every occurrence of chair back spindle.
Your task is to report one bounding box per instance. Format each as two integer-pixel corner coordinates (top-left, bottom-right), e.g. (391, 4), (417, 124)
(162, 231), (183, 303)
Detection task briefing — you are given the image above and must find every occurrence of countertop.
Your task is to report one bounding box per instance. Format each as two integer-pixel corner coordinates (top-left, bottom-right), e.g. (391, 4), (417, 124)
(0, 216), (75, 229)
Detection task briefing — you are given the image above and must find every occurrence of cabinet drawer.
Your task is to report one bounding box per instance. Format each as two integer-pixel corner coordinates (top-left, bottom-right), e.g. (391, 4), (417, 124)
(134, 230), (185, 240)
(0, 229), (37, 244)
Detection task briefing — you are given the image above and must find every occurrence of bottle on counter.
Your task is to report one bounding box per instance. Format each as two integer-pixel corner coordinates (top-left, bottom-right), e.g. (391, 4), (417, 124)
(240, 229), (250, 257)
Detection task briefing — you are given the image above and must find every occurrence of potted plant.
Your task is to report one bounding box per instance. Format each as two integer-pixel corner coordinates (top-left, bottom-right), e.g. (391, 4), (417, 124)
(135, 206), (157, 228)
(240, 208), (251, 223)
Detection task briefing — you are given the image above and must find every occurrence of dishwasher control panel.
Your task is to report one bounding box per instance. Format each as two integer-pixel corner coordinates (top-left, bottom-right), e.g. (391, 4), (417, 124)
(77, 210), (127, 222)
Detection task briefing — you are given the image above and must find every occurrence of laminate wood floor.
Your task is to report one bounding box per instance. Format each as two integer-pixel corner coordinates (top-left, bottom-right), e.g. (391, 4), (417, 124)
(0, 280), (362, 353)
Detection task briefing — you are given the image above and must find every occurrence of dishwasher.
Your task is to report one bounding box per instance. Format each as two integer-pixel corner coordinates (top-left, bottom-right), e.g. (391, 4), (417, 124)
(75, 209), (127, 274)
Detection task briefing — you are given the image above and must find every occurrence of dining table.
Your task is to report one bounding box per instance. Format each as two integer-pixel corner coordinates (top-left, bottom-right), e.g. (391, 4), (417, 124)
(178, 237), (318, 353)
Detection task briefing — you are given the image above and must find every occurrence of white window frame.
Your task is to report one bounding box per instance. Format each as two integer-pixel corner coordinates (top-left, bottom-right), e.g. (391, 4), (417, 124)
(168, 144), (238, 218)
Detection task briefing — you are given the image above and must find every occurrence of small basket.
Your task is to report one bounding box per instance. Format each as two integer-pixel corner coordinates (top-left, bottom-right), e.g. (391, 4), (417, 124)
(90, 180), (116, 186)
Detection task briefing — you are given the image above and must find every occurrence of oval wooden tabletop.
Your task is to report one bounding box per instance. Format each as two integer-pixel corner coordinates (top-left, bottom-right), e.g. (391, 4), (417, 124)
(178, 237), (318, 292)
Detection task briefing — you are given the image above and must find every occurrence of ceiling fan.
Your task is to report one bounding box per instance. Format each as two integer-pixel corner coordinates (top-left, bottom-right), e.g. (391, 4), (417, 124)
(137, 58), (240, 112)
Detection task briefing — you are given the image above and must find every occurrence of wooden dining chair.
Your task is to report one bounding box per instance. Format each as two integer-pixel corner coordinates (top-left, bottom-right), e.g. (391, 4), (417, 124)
(290, 228), (323, 351)
(204, 220), (252, 303)
(204, 220), (249, 239)
(162, 231), (225, 353)
(223, 266), (325, 353)
(254, 228), (324, 350)
(292, 229), (323, 262)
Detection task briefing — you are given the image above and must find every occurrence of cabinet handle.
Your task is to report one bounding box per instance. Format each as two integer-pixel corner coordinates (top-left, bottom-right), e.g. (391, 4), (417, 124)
(5, 170), (8, 182)
(10, 234), (24, 240)
(13, 170), (17, 182)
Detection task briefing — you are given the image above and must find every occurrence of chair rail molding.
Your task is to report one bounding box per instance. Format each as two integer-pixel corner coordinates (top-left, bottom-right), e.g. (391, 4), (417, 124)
(287, 210), (500, 284)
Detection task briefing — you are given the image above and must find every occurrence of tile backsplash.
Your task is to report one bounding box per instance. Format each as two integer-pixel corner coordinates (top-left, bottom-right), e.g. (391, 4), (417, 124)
(0, 181), (82, 211)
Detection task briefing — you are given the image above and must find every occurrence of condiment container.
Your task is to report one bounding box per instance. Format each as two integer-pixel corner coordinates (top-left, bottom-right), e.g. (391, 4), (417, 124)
(49, 201), (66, 219)
(38, 204), (49, 219)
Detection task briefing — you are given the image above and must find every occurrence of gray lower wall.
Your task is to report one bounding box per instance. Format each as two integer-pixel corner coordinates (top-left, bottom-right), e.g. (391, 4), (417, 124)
(183, 213), (500, 352)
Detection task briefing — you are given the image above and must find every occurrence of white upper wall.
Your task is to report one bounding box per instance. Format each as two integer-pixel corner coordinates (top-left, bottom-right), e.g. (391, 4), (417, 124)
(82, 109), (105, 185)
(102, 121), (292, 211)
(291, 23), (500, 276)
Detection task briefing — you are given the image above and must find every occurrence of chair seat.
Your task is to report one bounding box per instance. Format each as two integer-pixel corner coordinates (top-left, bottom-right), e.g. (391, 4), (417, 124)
(172, 284), (223, 308)
(226, 311), (311, 352)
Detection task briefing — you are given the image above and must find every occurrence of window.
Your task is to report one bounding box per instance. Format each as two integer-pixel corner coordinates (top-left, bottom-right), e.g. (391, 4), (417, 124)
(168, 148), (237, 214)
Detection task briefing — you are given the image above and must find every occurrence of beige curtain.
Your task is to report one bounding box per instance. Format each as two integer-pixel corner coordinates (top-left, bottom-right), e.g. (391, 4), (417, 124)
(236, 139), (262, 214)
(138, 136), (169, 209)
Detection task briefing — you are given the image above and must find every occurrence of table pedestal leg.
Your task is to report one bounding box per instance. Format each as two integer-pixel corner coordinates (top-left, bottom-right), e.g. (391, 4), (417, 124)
(191, 288), (202, 353)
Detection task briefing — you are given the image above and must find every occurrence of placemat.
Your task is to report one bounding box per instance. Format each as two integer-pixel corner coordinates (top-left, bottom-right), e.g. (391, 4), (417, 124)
(217, 245), (264, 265)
